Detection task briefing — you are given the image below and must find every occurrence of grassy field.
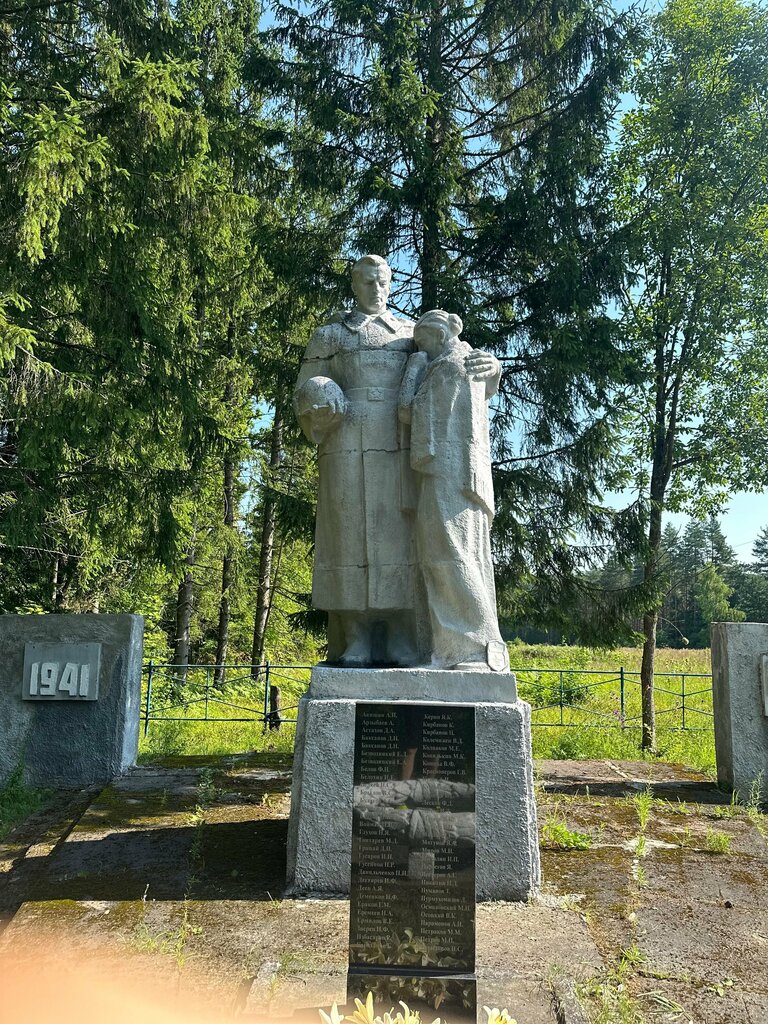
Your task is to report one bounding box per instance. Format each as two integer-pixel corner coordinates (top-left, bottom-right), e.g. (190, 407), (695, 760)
(509, 643), (714, 774)
(138, 645), (716, 775)
(138, 663), (310, 762)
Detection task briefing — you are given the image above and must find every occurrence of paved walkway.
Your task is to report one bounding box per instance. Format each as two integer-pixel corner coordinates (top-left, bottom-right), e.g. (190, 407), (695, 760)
(1, 754), (766, 1023)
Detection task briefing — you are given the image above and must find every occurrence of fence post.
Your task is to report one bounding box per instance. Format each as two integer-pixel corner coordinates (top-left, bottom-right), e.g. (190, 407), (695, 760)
(269, 685), (282, 731)
(620, 666), (625, 729)
(263, 661), (271, 729)
(144, 660), (153, 738)
(681, 674), (686, 730)
(559, 670), (564, 725)
(205, 665), (210, 721)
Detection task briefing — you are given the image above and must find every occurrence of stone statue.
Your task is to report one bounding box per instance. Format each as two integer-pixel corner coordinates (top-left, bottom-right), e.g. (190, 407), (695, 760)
(399, 309), (509, 672)
(294, 257), (501, 668)
(294, 255), (418, 666)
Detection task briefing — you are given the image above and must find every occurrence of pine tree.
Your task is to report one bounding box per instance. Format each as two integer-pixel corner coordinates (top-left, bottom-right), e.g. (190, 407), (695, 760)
(752, 526), (768, 576)
(694, 563), (745, 645)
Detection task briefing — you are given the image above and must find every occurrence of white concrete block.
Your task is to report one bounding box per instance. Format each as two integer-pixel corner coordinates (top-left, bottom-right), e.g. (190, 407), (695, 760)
(286, 668), (540, 901)
(711, 622), (768, 804)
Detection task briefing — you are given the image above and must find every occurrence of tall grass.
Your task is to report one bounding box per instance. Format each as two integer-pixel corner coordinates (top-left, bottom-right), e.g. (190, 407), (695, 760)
(0, 767), (49, 840)
(507, 642), (711, 674)
(509, 644), (714, 774)
(138, 663), (307, 762)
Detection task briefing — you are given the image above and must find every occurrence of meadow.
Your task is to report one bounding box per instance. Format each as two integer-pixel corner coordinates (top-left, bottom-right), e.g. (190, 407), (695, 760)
(138, 645), (716, 775)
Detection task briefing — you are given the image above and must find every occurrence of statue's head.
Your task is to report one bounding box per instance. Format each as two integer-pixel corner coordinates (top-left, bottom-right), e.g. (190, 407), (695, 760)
(351, 255), (392, 314)
(413, 309), (463, 360)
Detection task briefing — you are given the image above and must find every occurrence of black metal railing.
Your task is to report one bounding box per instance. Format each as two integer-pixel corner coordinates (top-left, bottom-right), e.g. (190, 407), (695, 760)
(512, 666), (713, 731)
(141, 661), (311, 736)
(140, 662), (713, 736)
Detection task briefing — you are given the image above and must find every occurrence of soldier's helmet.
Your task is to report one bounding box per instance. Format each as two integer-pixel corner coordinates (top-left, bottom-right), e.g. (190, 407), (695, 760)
(295, 375), (347, 421)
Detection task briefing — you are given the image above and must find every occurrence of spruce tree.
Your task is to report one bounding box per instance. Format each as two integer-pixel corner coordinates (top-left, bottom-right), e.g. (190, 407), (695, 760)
(260, 0), (644, 634)
(0, 1), (269, 626)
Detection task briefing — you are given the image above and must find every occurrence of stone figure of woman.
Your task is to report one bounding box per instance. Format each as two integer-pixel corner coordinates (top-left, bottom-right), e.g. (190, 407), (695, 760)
(399, 310), (509, 672)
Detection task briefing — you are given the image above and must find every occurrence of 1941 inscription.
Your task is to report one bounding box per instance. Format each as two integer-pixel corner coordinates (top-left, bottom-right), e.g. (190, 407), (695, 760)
(22, 643), (101, 701)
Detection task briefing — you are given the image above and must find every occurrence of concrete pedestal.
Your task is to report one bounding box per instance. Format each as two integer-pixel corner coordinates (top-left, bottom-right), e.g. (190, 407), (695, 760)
(712, 622), (768, 805)
(0, 613), (144, 788)
(286, 665), (540, 901)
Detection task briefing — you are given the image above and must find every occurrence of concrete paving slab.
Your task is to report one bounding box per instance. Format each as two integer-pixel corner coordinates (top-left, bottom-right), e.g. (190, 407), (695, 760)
(2, 753), (768, 1024)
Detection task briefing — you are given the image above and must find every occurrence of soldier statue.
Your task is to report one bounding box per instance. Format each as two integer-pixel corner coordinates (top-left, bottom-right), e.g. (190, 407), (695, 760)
(294, 255), (500, 667)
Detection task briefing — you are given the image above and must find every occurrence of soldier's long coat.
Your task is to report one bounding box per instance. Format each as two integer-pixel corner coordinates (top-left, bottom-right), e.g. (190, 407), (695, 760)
(294, 308), (417, 613)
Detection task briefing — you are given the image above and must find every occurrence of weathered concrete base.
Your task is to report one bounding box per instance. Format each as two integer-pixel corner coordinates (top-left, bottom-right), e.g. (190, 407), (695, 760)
(286, 666), (540, 900)
(712, 622), (768, 804)
(0, 614), (144, 789)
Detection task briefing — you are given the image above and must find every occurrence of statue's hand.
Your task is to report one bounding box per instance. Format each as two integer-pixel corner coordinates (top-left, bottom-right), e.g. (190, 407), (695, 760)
(311, 394), (344, 418)
(464, 349), (500, 381)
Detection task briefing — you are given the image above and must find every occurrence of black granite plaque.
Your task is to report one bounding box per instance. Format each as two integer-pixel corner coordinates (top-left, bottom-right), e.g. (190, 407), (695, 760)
(349, 703), (476, 1019)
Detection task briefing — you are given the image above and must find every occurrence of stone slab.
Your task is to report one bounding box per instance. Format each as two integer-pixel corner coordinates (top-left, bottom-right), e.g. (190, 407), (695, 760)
(22, 641), (102, 700)
(0, 614), (144, 789)
(309, 664), (518, 703)
(286, 674), (540, 901)
(711, 622), (768, 803)
(349, 702), (476, 984)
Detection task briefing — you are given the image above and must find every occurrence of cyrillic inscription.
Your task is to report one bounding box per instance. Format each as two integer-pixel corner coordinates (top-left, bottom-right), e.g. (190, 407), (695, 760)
(348, 703), (476, 1019)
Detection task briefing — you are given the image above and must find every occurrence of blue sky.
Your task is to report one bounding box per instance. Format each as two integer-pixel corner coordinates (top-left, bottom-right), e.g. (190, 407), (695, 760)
(667, 492), (767, 561)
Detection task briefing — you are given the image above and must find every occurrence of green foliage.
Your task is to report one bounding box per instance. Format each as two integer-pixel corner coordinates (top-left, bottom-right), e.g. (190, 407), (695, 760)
(507, 644), (716, 772)
(2, 2), (266, 596)
(753, 527), (768, 576)
(693, 563), (745, 644)
(650, 518), (752, 648)
(615, 0), (768, 505)
(609, 0), (768, 746)
(633, 787), (654, 833)
(262, 0), (651, 643)
(139, 642), (717, 774)
(0, 1), (337, 664)
(704, 828), (732, 854)
(2, 0), (766, 682)
(541, 817), (593, 850)
(0, 767), (49, 840)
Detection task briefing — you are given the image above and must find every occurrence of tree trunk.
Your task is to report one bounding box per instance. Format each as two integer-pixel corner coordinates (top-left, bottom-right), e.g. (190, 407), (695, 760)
(640, 493), (664, 752)
(53, 553), (70, 611)
(174, 555), (195, 685)
(214, 319), (237, 688)
(640, 324), (673, 753)
(640, 606), (658, 751)
(251, 410), (284, 674)
(214, 454), (236, 686)
(51, 553), (60, 611)
(419, 2), (445, 312)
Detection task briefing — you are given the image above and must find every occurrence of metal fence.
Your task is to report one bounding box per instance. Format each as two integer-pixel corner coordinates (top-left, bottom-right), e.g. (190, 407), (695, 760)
(141, 661), (713, 735)
(141, 661), (311, 736)
(513, 667), (713, 731)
